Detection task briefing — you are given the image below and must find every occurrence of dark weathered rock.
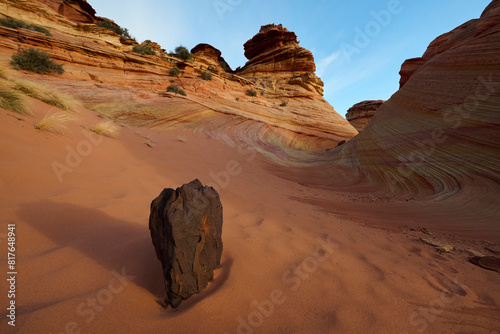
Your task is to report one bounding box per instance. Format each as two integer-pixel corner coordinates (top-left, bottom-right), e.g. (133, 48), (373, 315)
(149, 179), (223, 308)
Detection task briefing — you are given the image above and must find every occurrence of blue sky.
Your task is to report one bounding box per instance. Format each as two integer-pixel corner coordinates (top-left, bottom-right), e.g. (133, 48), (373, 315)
(90, 0), (491, 117)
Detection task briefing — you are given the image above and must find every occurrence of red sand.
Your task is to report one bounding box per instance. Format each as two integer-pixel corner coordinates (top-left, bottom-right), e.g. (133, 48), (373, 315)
(1, 99), (499, 333)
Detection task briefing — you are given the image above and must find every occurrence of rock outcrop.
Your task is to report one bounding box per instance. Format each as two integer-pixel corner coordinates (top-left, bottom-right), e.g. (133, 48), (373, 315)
(0, 2), (358, 164)
(191, 43), (232, 73)
(37, 0), (97, 23)
(345, 100), (385, 132)
(149, 179), (223, 308)
(239, 24), (315, 74)
(332, 0), (500, 201)
(237, 24), (323, 95)
(399, 2), (500, 88)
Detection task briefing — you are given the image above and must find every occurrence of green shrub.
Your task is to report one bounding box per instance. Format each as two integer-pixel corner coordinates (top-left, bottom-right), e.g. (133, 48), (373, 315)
(143, 39), (152, 43)
(132, 45), (156, 55)
(174, 46), (193, 61)
(167, 84), (186, 96)
(170, 66), (181, 76)
(201, 71), (213, 81)
(11, 48), (64, 74)
(280, 102), (287, 107)
(246, 88), (257, 97)
(235, 97), (240, 101)
(0, 17), (50, 36)
(169, 79), (175, 83)
(98, 20), (132, 39)
(219, 61), (228, 71)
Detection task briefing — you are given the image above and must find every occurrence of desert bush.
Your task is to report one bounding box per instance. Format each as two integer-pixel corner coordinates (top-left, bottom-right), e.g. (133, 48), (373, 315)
(98, 20), (132, 39)
(35, 112), (72, 134)
(132, 45), (156, 55)
(219, 61), (229, 71)
(246, 88), (257, 97)
(0, 82), (30, 115)
(201, 71), (213, 81)
(280, 102), (287, 107)
(235, 97), (240, 101)
(143, 39), (152, 43)
(167, 84), (186, 96)
(0, 17), (50, 36)
(174, 46), (192, 61)
(11, 48), (64, 74)
(170, 66), (181, 76)
(169, 79), (175, 83)
(12, 79), (80, 111)
(91, 120), (119, 137)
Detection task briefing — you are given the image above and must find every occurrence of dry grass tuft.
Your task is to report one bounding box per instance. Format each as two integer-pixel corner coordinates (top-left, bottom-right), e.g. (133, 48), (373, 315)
(91, 120), (120, 137)
(0, 65), (10, 80)
(0, 79), (31, 115)
(35, 112), (73, 135)
(12, 79), (80, 111)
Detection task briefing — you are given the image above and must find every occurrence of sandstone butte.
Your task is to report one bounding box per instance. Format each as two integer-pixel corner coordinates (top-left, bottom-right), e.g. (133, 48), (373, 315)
(345, 100), (385, 132)
(0, 0), (358, 165)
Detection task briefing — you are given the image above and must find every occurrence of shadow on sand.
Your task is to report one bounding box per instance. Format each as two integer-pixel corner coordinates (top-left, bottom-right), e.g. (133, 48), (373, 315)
(18, 200), (232, 313)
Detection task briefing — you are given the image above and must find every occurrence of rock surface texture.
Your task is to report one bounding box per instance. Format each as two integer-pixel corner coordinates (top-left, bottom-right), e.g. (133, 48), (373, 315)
(345, 100), (385, 132)
(333, 0), (500, 203)
(149, 179), (223, 308)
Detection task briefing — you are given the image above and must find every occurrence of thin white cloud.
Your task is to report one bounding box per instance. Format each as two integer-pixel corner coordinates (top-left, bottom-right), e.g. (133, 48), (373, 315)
(316, 51), (341, 77)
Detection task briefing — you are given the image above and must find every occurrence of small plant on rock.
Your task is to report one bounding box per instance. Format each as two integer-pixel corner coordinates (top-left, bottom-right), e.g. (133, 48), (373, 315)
(280, 102), (287, 107)
(170, 66), (181, 76)
(98, 20), (132, 39)
(167, 84), (186, 96)
(0, 17), (51, 36)
(201, 71), (213, 81)
(174, 46), (193, 61)
(132, 45), (156, 55)
(11, 48), (64, 75)
(246, 88), (257, 97)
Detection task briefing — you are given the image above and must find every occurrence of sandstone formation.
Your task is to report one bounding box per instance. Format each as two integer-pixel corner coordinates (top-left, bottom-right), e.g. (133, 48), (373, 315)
(191, 43), (232, 73)
(237, 24), (323, 95)
(0, 2), (358, 164)
(149, 179), (223, 308)
(37, 0), (97, 23)
(332, 0), (500, 201)
(345, 100), (385, 132)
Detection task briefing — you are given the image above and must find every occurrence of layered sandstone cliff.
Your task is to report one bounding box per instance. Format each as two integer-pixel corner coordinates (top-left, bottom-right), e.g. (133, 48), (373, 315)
(0, 2), (357, 163)
(333, 0), (500, 201)
(345, 100), (385, 132)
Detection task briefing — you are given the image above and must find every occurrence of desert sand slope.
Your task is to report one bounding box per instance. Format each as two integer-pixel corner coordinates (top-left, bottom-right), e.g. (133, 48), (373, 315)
(0, 93), (499, 334)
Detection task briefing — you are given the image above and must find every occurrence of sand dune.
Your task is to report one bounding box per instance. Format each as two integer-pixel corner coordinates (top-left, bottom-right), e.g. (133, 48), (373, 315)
(1, 97), (499, 334)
